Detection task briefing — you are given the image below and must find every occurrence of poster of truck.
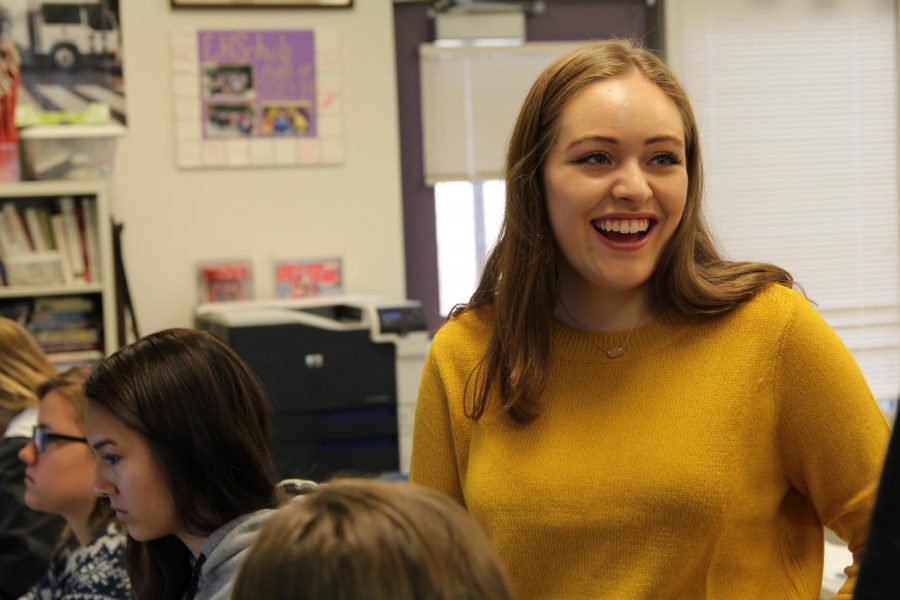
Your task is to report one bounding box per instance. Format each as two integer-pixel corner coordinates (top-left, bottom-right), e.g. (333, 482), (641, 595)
(0, 0), (125, 124)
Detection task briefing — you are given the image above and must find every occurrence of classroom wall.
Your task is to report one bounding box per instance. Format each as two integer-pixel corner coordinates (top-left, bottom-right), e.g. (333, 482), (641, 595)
(111, 2), (405, 335)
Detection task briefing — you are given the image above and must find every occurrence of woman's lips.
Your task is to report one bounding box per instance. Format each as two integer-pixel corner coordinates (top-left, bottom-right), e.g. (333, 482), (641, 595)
(592, 223), (653, 251)
(590, 215), (657, 251)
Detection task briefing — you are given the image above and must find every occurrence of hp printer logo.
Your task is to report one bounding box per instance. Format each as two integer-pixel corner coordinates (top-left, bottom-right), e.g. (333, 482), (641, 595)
(304, 354), (325, 368)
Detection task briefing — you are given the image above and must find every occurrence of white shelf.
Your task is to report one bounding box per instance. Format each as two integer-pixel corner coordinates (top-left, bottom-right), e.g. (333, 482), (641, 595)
(0, 180), (116, 356)
(0, 179), (107, 197)
(0, 282), (104, 299)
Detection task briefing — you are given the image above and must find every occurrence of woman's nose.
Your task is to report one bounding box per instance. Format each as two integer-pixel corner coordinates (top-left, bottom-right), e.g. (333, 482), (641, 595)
(611, 160), (652, 204)
(93, 469), (116, 498)
(18, 439), (37, 465)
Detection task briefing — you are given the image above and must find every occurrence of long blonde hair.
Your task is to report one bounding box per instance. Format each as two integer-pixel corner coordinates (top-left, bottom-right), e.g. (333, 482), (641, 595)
(460, 39), (794, 422)
(0, 317), (55, 430)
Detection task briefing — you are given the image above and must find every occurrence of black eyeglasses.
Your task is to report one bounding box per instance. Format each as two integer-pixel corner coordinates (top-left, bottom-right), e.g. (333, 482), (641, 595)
(32, 424), (89, 454)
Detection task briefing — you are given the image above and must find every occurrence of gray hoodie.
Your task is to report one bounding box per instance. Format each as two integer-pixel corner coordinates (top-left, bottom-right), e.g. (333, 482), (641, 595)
(190, 480), (316, 600)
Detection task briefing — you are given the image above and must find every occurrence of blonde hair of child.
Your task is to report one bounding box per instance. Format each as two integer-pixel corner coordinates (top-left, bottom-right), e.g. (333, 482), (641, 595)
(0, 317), (55, 430)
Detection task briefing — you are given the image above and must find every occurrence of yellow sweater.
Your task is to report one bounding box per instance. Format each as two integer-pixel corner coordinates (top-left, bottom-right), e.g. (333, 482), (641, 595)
(410, 285), (890, 600)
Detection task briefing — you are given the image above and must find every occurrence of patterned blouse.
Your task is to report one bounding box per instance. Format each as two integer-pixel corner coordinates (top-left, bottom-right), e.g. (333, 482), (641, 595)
(18, 521), (130, 600)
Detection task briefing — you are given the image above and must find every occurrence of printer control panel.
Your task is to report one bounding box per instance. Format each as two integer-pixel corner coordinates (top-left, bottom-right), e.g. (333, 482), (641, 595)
(377, 305), (427, 335)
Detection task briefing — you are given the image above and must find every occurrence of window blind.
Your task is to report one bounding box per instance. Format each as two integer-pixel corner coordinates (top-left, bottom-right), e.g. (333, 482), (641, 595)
(418, 42), (581, 184)
(666, 0), (899, 404)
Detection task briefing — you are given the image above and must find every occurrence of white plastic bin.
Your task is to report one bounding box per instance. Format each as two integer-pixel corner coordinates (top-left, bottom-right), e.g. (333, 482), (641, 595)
(18, 123), (125, 180)
(5, 252), (65, 286)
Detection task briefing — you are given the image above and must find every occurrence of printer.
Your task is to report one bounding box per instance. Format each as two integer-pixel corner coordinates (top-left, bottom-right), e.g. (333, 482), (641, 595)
(194, 295), (429, 481)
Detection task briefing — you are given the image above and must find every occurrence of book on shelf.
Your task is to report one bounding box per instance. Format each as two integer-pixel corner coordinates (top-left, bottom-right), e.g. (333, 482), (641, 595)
(23, 208), (48, 251)
(58, 197), (86, 283)
(50, 215), (75, 285)
(0, 196), (100, 287)
(0, 294), (103, 363)
(29, 294), (102, 356)
(82, 198), (100, 283)
(33, 295), (97, 314)
(1, 203), (31, 255)
(34, 327), (100, 347)
(37, 209), (55, 251)
(47, 349), (104, 370)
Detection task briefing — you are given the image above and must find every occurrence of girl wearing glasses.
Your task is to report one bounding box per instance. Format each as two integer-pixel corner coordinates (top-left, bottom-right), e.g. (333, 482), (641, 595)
(83, 328), (313, 600)
(17, 368), (130, 599)
(0, 317), (62, 598)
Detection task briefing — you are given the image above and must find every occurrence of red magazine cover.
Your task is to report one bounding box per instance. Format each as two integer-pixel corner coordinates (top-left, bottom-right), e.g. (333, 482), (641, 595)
(197, 260), (253, 303)
(274, 257), (342, 299)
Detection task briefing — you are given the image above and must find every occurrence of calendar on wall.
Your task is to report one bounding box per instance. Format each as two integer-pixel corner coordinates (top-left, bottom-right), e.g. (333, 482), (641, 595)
(171, 28), (343, 169)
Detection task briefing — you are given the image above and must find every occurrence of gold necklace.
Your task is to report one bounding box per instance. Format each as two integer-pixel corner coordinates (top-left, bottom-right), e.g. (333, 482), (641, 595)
(558, 299), (642, 359)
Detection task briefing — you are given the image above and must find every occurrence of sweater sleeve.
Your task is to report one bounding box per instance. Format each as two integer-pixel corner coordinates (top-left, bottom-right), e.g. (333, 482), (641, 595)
(408, 348), (466, 506)
(774, 293), (890, 598)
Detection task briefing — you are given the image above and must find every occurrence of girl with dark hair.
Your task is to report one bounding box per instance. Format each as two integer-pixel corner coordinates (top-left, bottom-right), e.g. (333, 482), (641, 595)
(82, 328), (313, 600)
(409, 39), (889, 599)
(18, 368), (130, 599)
(232, 478), (514, 600)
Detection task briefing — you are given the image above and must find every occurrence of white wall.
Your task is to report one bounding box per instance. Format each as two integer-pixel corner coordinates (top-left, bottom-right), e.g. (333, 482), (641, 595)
(112, 2), (405, 335)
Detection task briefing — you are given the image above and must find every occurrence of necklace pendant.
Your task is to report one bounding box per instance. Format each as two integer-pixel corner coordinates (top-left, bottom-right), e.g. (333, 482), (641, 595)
(606, 347), (624, 359)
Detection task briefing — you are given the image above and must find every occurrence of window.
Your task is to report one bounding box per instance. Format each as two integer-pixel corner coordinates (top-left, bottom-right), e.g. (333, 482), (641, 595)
(667, 0), (899, 409)
(419, 43), (582, 184)
(85, 5), (115, 31)
(42, 5), (82, 25)
(435, 180), (505, 316)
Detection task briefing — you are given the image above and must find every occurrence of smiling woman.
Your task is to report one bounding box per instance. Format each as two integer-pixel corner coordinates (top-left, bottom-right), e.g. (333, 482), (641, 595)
(543, 72), (688, 325)
(409, 39), (891, 600)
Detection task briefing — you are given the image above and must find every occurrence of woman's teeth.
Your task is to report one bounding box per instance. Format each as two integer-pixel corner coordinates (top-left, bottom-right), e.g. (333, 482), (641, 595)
(595, 218), (650, 234)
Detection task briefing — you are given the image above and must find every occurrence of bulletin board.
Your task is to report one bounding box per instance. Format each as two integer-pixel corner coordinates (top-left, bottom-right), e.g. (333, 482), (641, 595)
(171, 28), (343, 169)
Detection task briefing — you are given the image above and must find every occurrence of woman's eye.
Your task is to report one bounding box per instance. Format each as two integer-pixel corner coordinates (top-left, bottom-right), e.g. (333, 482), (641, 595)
(101, 455), (121, 465)
(576, 152), (611, 166)
(650, 153), (681, 167)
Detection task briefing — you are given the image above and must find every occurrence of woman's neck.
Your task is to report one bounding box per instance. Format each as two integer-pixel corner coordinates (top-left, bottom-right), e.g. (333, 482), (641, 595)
(178, 530), (208, 559)
(554, 283), (658, 332)
(69, 514), (95, 547)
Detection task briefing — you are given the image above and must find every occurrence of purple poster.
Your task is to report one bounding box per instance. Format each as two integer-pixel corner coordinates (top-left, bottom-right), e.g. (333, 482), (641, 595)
(198, 30), (316, 139)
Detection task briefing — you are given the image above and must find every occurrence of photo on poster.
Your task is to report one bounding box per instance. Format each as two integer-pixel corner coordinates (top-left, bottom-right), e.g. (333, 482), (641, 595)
(198, 30), (317, 140)
(197, 259), (253, 304)
(0, 0), (126, 125)
(204, 63), (255, 99)
(274, 257), (342, 299)
(205, 102), (254, 137)
(260, 102), (311, 136)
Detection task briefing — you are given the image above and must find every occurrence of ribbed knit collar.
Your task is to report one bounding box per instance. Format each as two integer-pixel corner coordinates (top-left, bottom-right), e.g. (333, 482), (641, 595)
(550, 308), (692, 363)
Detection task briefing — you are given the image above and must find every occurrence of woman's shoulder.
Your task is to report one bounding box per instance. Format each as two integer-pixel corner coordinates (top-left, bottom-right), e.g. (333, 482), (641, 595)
(730, 283), (809, 324)
(61, 522), (129, 597)
(692, 283), (809, 343)
(431, 305), (494, 362)
(73, 522), (127, 562)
